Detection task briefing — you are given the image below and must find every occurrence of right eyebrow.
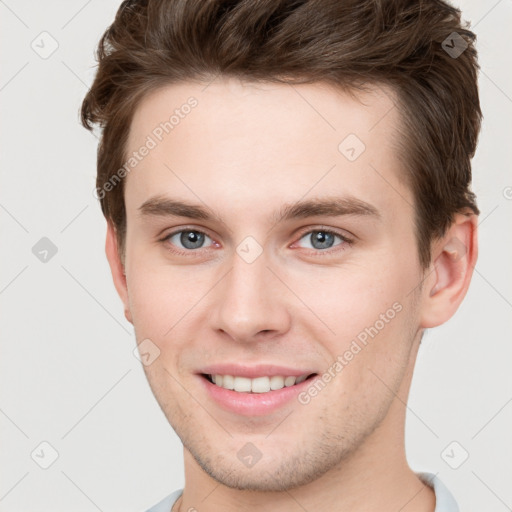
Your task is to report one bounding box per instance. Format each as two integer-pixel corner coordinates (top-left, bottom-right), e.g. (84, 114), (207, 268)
(138, 196), (212, 220)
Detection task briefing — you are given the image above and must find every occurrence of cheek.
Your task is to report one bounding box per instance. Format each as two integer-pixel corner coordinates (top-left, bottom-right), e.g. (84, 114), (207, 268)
(303, 300), (416, 428)
(125, 260), (196, 340)
(286, 261), (407, 337)
(288, 260), (419, 380)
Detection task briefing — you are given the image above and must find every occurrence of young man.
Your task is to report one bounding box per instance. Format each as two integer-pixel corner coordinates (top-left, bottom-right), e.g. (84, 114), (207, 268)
(81, 1), (481, 510)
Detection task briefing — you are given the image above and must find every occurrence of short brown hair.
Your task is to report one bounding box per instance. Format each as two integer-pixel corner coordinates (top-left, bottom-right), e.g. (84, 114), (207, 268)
(81, 0), (481, 268)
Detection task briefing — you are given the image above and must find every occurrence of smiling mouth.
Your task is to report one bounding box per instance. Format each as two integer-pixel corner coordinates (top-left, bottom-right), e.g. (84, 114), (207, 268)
(201, 373), (317, 394)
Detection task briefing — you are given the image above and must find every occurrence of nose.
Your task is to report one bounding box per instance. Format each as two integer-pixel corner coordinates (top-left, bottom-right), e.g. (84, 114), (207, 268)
(209, 249), (291, 343)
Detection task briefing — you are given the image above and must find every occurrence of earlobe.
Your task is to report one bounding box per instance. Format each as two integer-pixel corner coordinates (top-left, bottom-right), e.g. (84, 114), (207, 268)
(105, 222), (133, 324)
(420, 213), (478, 328)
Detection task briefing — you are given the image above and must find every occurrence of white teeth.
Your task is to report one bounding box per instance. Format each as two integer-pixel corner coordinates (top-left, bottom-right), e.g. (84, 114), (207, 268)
(251, 376), (270, 393)
(234, 376), (252, 393)
(295, 374), (308, 384)
(284, 376), (296, 387)
(222, 374), (234, 390)
(208, 374), (311, 393)
(269, 375), (285, 390)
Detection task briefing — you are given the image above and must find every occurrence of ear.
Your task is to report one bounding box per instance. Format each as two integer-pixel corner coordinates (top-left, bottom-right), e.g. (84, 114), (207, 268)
(419, 212), (478, 328)
(105, 221), (133, 324)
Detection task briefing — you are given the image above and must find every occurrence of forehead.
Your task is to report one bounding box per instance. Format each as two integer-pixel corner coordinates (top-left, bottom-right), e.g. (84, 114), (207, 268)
(128, 78), (400, 154)
(124, 78), (411, 223)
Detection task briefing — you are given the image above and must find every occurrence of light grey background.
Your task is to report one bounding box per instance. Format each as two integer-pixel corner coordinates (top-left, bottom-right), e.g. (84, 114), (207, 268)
(1, 1), (511, 511)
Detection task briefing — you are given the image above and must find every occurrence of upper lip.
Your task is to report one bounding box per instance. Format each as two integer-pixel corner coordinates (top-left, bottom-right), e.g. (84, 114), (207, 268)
(197, 364), (317, 379)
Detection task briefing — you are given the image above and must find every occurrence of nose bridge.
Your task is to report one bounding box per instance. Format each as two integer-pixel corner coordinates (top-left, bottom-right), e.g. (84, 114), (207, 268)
(211, 246), (290, 341)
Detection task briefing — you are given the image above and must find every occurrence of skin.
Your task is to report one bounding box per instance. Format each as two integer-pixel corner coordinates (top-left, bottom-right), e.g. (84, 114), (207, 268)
(105, 77), (478, 512)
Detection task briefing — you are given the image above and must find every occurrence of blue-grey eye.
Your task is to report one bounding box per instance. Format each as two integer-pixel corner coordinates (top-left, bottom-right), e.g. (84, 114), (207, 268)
(298, 230), (343, 250)
(169, 230), (213, 250)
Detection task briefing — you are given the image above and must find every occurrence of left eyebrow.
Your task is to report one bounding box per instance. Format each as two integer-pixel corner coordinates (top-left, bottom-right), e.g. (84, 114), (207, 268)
(275, 196), (381, 223)
(137, 195), (381, 226)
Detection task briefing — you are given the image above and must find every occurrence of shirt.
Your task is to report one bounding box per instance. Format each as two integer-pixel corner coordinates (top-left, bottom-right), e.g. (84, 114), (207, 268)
(144, 471), (459, 512)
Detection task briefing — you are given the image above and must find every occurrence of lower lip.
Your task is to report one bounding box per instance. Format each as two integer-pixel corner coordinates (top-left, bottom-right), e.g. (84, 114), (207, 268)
(198, 374), (317, 416)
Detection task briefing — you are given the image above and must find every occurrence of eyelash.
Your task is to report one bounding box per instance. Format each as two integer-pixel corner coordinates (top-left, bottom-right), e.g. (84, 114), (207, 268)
(158, 226), (354, 258)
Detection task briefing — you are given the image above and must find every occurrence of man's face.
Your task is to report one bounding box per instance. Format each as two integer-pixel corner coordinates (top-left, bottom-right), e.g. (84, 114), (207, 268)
(120, 78), (426, 490)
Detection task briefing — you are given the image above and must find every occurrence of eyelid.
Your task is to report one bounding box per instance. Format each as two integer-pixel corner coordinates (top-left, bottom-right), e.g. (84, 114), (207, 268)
(159, 225), (354, 256)
(293, 225), (354, 242)
(290, 225), (354, 253)
(159, 225), (216, 242)
(158, 226), (218, 255)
